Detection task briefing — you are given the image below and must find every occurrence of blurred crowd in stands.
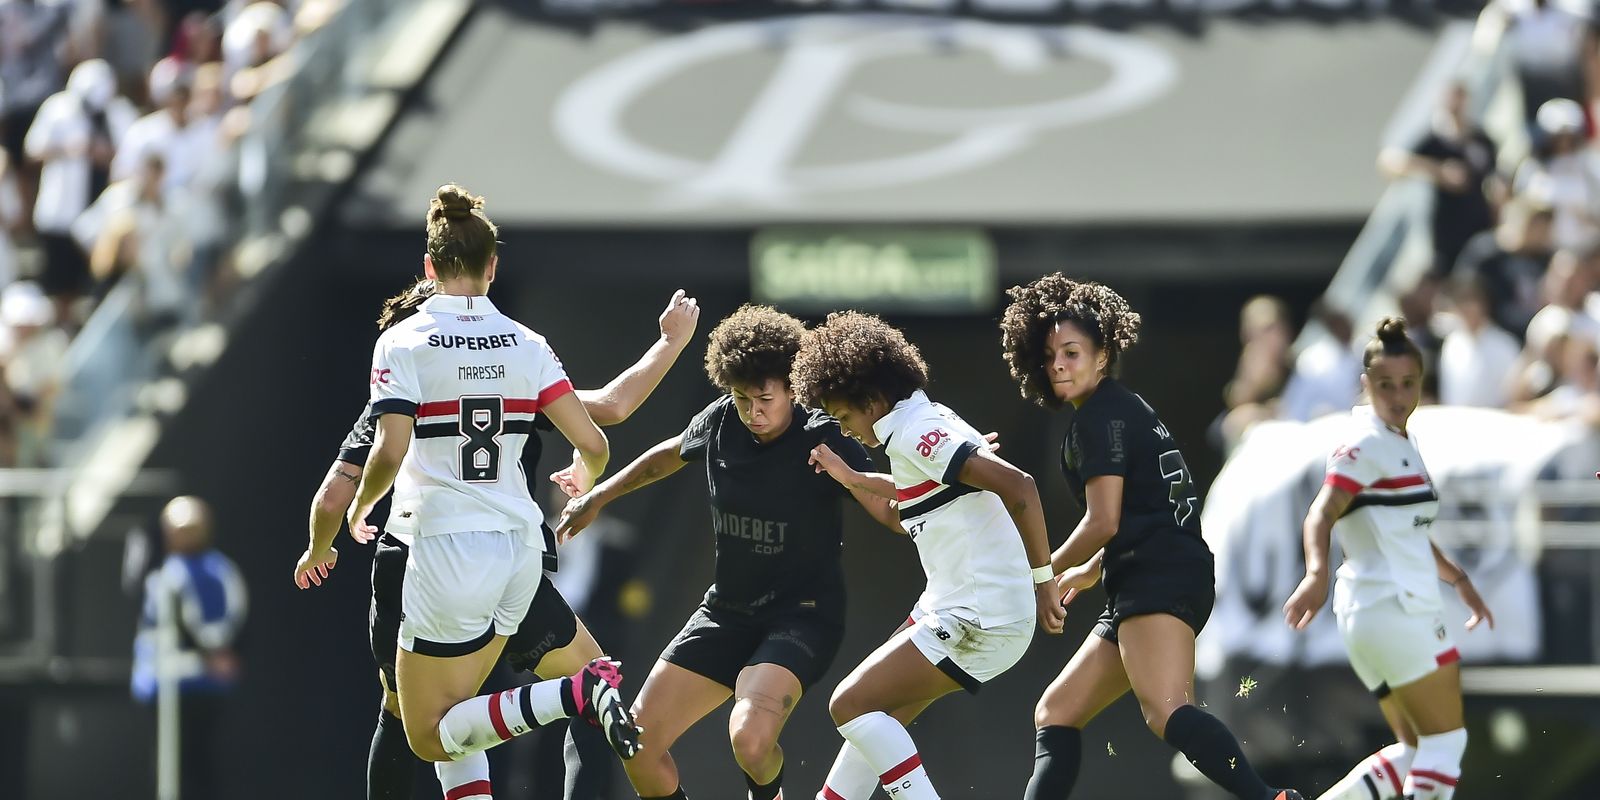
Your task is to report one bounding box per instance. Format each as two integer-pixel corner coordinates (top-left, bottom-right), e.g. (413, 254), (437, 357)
(1217, 0), (1600, 453)
(0, 0), (324, 468)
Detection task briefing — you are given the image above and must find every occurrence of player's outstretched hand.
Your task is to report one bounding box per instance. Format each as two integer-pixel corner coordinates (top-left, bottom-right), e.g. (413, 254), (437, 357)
(550, 462), (586, 498)
(808, 443), (854, 484)
(983, 431), (1001, 453)
(348, 502), (380, 544)
(293, 546), (338, 589)
(659, 289), (700, 347)
(556, 494), (600, 544)
(1282, 572), (1329, 630)
(1455, 576), (1496, 631)
(1035, 582), (1066, 634)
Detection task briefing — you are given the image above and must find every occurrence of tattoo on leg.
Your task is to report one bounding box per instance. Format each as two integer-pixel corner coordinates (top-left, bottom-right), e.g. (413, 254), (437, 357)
(335, 468), (359, 485)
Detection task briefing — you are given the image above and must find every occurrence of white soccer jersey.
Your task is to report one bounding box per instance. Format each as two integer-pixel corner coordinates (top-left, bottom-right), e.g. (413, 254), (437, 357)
(368, 295), (572, 546)
(1324, 405), (1442, 615)
(872, 390), (1034, 628)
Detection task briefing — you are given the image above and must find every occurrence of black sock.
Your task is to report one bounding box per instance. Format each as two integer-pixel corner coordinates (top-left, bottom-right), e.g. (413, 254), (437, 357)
(367, 708), (417, 800)
(1162, 705), (1275, 800)
(642, 789), (689, 800)
(1024, 725), (1082, 800)
(745, 767), (782, 800)
(564, 716), (614, 800)
(560, 676), (580, 717)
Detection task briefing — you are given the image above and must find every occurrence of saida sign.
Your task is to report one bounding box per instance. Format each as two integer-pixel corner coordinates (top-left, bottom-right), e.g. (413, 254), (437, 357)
(751, 229), (996, 314)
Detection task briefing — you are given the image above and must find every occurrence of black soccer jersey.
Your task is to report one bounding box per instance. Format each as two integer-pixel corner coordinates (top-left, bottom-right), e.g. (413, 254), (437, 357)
(1060, 379), (1205, 563)
(679, 395), (875, 615)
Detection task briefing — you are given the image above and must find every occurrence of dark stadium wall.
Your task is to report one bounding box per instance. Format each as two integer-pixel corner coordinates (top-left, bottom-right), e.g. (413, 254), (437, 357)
(33, 223), (1328, 799)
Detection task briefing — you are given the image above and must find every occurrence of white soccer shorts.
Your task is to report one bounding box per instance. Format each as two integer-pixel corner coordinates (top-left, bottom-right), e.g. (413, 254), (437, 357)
(1335, 595), (1460, 697)
(399, 530), (543, 656)
(907, 605), (1034, 693)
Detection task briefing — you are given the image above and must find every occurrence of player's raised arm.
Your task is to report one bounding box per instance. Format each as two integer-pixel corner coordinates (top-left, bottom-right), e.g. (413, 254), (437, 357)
(577, 289), (701, 426)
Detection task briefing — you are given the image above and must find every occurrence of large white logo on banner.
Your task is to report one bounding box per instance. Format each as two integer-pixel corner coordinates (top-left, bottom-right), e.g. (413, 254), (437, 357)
(553, 15), (1178, 206)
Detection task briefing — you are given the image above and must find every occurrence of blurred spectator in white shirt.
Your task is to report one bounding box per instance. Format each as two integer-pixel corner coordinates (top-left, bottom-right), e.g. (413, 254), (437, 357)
(1, 0), (71, 215)
(1279, 302), (1363, 421)
(0, 280), (68, 464)
(113, 57), (209, 190)
(1515, 99), (1600, 251)
(1439, 273), (1522, 408)
(1535, 243), (1600, 341)
(23, 58), (136, 322)
(1528, 332), (1600, 424)
(1516, 307), (1575, 401)
(1500, 0), (1600, 126)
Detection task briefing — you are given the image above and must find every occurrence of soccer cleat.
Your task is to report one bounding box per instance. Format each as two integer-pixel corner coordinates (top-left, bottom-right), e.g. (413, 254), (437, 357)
(570, 656), (643, 760)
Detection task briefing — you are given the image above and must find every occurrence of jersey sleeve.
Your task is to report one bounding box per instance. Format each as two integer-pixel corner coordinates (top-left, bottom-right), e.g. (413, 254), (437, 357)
(1072, 404), (1128, 480)
(1324, 432), (1385, 494)
(335, 402), (375, 465)
(679, 396), (727, 462)
(368, 334), (421, 417)
(532, 337), (575, 410)
(889, 413), (982, 486)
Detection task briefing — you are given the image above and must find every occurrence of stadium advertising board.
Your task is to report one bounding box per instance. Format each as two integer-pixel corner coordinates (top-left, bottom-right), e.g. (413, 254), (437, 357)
(539, 0), (1479, 22)
(751, 228), (996, 313)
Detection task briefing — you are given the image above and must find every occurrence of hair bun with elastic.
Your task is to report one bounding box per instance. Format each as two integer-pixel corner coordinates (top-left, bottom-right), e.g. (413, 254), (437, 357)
(431, 184), (481, 222)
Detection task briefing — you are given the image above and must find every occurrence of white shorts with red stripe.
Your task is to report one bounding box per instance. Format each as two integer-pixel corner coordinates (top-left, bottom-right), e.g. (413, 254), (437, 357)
(1335, 594), (1459, 697)
(400, 530), (542, 657)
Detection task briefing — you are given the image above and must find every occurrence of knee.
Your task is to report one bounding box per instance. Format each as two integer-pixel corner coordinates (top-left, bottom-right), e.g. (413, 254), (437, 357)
(729, 722), (779, 770)
(403, 718), (449, 763)
(1034, 700), (1064, 730)
(827, 685), (862, 726)
(1138, 698), (1186, 739)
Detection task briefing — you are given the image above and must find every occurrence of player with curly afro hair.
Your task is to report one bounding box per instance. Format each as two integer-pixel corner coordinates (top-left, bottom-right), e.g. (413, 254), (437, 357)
(795, 311), (1064, 800)
(1002, 274), (1304, 800)
(999, 273), (1142, 409)
(558, 304), (899, 800)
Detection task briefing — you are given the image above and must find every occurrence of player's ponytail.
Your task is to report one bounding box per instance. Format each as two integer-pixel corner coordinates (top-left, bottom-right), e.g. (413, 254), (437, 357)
(1362, 316), (1424, 372)
(425, 184), (498, 281)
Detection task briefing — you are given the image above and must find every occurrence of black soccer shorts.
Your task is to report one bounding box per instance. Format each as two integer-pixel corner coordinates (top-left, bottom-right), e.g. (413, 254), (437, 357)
(659, 601), (845, 692)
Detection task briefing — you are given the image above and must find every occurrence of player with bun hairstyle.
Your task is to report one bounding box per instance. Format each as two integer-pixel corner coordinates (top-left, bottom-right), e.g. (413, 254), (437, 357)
(1285, 317), (1494, 800)
(794, 311), (1061, 800)
(294, 275), (700, 800)
(999, 273), (1302, 800)
(340, 185), (640, 800)
(557, 304), (900, 800)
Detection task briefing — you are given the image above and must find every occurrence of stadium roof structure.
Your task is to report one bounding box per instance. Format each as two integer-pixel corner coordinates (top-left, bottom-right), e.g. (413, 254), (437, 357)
(345, 4), (1455, 228)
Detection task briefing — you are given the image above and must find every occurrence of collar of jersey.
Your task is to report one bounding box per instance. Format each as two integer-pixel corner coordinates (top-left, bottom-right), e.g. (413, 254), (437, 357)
(873, 389), (931, 445)
(1352, 403), (1406, 437)
(421, 294), (498, 315)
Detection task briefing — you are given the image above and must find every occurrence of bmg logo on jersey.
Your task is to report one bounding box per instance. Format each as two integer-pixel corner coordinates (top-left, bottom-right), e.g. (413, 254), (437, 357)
(370, 368), (392, 385)
(915, 428), (951, 459)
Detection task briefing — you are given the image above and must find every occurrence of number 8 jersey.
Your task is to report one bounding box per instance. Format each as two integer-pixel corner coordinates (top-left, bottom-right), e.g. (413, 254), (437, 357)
(368, 294), (573, 546)
(1061, 378), (1205, 567)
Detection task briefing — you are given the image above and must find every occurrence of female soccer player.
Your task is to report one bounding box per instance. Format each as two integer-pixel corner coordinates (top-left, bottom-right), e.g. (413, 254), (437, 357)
(792, 311), (1063, 800)
(294, 278), (699, 800)
(556, 304), (899, 800)
(998, 274), (1302, 800)
(1284, 317), (1494, 800)
(346, 185), (640, 800)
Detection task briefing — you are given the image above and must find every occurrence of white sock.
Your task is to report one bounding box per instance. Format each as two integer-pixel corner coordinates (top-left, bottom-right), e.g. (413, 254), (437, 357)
(1315, 741), (1415, 800)
(817, 742), (881, 800)
(1404, 729), (1466, 800)
(836, 712), (939, 800)
(438, 680), (570, 759)
(436, 751), (491, 799)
